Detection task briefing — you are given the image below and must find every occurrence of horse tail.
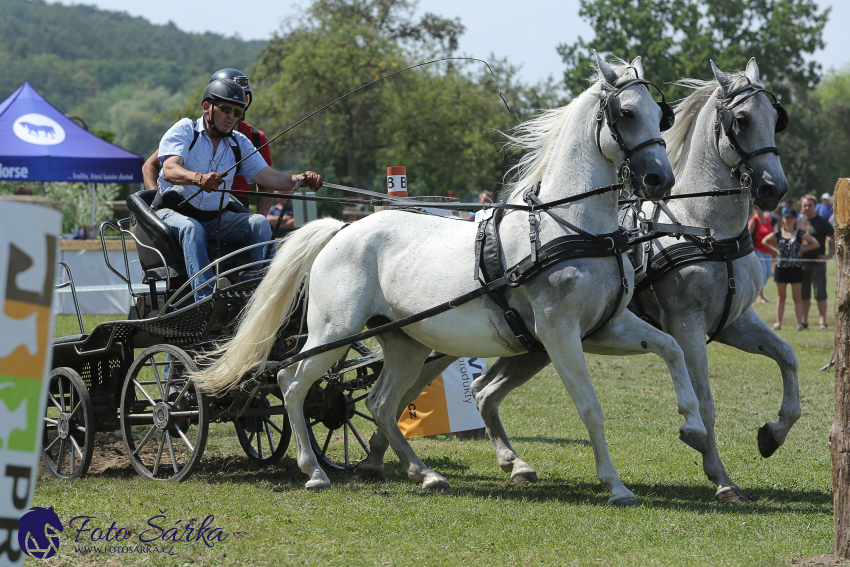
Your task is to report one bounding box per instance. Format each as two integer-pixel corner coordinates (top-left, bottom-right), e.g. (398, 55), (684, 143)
(191, 217), (346, 395)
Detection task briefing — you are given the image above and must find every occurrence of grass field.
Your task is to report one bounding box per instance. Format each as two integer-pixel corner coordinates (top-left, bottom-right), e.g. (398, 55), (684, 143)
(31, 266), (840, 566)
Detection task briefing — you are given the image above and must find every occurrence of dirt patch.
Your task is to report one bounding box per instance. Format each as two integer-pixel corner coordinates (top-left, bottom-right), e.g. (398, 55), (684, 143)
(790, 554), (850, 566)
(39, 431), (135, 481)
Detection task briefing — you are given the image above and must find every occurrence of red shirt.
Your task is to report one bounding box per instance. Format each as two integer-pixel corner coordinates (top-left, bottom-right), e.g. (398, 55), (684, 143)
(231, 121), (272, 197)
(751, 213), (773, 254)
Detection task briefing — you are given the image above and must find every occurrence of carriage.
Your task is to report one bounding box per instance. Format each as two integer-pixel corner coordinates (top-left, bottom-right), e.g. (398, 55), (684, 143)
(43, 190), (388, 481)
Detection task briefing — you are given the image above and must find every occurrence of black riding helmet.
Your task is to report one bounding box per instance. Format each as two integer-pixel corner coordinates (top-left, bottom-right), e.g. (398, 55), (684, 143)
(202, 79), (247, 136)
(209, 68), (252, 111)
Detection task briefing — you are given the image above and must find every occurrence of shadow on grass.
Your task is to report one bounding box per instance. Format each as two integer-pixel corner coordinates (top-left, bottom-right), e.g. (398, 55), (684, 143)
(508, 436), (592, 446)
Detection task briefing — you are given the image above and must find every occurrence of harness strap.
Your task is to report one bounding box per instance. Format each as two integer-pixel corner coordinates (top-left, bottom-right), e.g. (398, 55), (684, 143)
(706, 254), (736, 344)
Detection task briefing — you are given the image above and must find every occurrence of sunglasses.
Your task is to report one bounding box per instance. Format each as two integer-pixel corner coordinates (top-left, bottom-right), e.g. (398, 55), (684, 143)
(214, 104), (244, 119)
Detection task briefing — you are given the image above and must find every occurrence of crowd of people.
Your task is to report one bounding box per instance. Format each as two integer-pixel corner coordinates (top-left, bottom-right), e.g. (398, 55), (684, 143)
(750, 193), (835, 331)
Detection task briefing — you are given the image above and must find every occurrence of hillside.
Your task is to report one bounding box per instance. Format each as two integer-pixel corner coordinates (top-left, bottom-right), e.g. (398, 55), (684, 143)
(0, 0), (267, 157)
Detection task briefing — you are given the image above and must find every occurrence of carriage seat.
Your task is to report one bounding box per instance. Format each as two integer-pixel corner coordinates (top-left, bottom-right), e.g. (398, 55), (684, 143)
(127, 190), (254, 291)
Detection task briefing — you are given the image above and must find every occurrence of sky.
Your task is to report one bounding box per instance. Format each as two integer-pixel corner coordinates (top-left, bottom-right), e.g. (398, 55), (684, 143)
(55, 0), (850, 86)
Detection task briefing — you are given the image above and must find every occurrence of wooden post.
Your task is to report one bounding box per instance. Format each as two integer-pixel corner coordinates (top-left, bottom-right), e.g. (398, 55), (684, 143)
(832, 177), (850, 558)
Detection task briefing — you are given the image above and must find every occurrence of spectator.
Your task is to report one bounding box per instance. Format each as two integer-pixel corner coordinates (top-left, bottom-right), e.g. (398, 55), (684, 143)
(14, 187), (32, 196)
(266, 198), (295, 238)
(761, 207), (819, 331)
(469, 190), (496, 221)
(816, 192), (833, 220)
(748, 204), (773, 303)
(799, 194), (835, 330)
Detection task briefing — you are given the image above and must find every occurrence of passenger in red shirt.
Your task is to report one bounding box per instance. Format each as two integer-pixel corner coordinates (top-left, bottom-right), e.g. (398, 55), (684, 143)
(748, 204), (774, 304)
(142, 68), (275, 215)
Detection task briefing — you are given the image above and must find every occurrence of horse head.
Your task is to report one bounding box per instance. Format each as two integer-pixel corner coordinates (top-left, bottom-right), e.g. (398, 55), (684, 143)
(595, 53), (675, 201)
(710, 58), (788, 211)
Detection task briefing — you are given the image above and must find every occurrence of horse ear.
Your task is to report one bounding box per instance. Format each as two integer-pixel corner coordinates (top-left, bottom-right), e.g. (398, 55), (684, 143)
(745, 57), (760, 84)
(630, 56), (644, 80)
(711, 60), (733, 97)
(595, 50), (619, 87)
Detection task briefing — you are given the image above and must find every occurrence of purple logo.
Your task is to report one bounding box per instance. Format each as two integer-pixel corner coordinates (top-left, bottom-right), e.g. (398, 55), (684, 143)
(17, 506), (64, 559)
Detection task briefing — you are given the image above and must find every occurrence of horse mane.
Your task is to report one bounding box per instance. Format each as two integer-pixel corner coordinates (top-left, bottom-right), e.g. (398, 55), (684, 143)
(665, 71), (758, 171)
(503, 60), (639, 202)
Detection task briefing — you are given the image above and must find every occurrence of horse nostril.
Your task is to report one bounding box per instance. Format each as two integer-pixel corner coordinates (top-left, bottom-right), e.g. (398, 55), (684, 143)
(757, 183), (778, 203)
(643, 173), (661, 189)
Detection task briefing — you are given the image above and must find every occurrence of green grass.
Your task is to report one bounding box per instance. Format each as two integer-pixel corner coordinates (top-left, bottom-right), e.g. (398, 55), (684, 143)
(33, 267), (839, 566)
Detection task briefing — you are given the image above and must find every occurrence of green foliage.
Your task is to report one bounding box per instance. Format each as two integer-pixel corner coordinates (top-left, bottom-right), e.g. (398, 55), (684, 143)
(250, 0), (559, 213)
(557, 0), (829, 101)
(38, 182), (119, 233)
(0, 0), (264, 156)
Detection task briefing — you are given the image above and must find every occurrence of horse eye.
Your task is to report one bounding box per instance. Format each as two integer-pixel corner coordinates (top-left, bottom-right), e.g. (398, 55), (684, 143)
(735, 114), (748, 127)
(621, 109), (634, 118)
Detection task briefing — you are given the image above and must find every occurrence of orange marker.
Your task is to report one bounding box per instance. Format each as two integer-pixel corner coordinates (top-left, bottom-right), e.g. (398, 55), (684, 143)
(387, 166), (407, 197)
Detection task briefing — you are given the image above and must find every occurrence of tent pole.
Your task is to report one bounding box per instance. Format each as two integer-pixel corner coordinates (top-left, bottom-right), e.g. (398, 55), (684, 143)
(90, 183), (95, 228)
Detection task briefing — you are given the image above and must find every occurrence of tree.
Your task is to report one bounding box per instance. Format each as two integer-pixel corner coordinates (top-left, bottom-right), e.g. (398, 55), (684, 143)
(249, 0), (558, 210)
(557, 0), (829, 101)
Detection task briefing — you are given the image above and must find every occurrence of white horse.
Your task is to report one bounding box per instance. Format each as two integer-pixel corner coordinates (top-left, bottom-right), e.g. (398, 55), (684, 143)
(193, 54), (708, 506)
(459, 58), (793, 503)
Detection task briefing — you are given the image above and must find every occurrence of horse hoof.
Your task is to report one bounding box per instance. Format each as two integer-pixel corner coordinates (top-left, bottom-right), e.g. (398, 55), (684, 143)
(610, 496), (641, 508)
(679, 430), (708, 454)
(305, 479), (331, 492)
(422, 477), (450, 492)
(757, 424), (781, 458)
(511, 471), (538, 485)
(715, 485), (750, 504)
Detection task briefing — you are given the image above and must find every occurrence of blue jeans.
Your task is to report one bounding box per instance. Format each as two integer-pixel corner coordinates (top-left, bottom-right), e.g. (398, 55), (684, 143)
(156, 208), (272, 300)
(754, 249), (772, 290)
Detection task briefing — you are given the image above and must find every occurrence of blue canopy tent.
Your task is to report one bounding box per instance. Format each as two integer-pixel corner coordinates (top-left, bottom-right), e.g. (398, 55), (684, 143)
(0, 82), (143, 184)
(0, 82), (144, 225)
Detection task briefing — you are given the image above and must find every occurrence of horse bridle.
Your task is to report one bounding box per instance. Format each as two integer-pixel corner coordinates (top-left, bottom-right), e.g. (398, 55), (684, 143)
(714, 83), (788, 193)
(595, 78), (676, 194)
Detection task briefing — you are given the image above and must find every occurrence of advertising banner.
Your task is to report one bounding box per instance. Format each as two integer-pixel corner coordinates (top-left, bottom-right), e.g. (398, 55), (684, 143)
(0, 196), (61, 566)
(398, 357), (486, 438)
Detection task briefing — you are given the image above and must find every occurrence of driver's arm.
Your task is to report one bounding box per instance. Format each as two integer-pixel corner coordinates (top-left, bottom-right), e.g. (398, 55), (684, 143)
(252, 167), (322, 193)
(142, 150), (161, 191)
(162, 155), (223, 191)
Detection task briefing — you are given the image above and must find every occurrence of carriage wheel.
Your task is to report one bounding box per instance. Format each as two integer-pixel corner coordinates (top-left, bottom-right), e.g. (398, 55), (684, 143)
(42, 368), (95, 480)
(234, 394), (291, 465)
(120, 345), (208, 482)
(306, 344), (380, 471)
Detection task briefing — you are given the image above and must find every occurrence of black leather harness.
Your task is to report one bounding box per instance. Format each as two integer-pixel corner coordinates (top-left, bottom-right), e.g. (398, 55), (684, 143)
(473, 184), (631, 351)
(631, 228), (754, 344)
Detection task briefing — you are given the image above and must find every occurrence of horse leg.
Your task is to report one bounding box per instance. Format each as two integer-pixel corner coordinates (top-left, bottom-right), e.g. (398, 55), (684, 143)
(714, 307), (801, 458)
(358, 355), (454, 481)
(471, 353), (551, 484)
(667, 318), (748, 503)
(279, 347), (350, 491)
(543, 331), (639, 507)
(364, 331), (447, 490)
(584, 311), (707, 453)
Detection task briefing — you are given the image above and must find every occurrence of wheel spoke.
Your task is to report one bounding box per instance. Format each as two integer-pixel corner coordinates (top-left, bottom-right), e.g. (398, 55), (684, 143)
(346, 418), (370, 454)
(153, 432), (165, 476)
(58, 377), (67, 412)
(57, 439), (66, 474)
(166, 433), (180, 474)
(263, 418), (284, 435)
(309, 419), (320, 427)
(172, 424), (195, 453)
(44, 417), (58, 426)
(352, 410), (375, 423)
(344, 422), (350, 468)
(352, 393), (369, 403)
(151, 356), (165, 399)
(133, 380), (158, 406)
(321, 429), (332, 456)
(172, 381), (190, 406)
(69, 401), (82, 419)
(264, 420), (275, 451)
(48, 392), (63, 411)
(70, 435), (84, 460)
(69, 380), (75, 418)
(257, 426), (263, 458)
(69, 436), (75, 474)
(163, 358), (175, 402)
(134, 426), (157, 455)
(45, 433), (61, 451)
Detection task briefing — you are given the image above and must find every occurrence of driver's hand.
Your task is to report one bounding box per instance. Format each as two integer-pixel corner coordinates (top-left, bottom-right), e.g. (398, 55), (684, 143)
(200, 172), (224, 192)
(300, 171), (323, 191)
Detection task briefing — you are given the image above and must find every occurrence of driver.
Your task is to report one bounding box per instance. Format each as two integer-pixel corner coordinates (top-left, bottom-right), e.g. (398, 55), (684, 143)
(153, 78), (322, 301)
